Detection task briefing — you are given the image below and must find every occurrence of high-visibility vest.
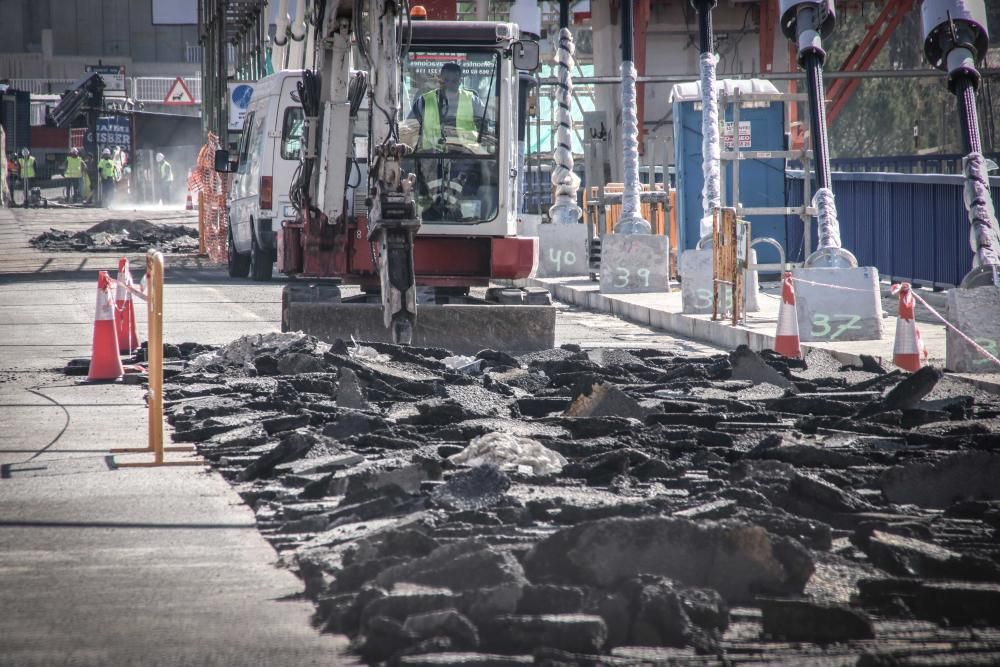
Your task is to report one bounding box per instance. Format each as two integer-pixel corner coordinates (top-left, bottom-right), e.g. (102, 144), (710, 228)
(160, 161), (173, 182)
(65, 155), (83, 178)
(420, 89), (477, 151)
(98, 158), (116, 179)
(18, 156), (36, 178)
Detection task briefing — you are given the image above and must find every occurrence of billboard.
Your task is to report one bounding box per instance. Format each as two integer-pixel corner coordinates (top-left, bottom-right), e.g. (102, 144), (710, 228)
(96, 116), (132, 151)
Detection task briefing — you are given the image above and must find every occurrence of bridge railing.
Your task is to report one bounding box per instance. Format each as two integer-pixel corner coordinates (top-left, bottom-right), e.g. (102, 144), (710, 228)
(786, 170), (1000, 289)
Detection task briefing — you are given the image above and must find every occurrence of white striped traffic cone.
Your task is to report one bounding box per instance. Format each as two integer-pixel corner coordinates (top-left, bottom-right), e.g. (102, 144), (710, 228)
(891, 282), (926, 372)
(88, 271), (124, 381)
(114, 257), (138, 354)
(774, 271), (801, 359)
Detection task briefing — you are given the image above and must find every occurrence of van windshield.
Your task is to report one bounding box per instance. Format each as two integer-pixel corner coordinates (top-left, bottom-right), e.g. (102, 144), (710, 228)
(399, 50), (500, 224)
(281, 107), (304, 160)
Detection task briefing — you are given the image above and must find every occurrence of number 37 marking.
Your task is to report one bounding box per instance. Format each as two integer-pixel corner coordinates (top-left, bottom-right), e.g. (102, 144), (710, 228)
(811, 313), (863, 340)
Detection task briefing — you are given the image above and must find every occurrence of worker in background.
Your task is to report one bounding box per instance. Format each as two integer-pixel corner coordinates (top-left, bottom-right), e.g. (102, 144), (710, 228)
(98, 148), (117, 207)
(155, 152), (174, 204)
(64, 148), (84, 203)
(7, 153), (19, 207)
(113, 147), (129, 203)
(17, 148), (36, 208)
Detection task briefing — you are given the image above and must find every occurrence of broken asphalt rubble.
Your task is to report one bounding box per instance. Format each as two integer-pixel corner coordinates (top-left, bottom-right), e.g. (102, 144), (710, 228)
(30, 219), (199, 253)
(155, 335), (1000, 665)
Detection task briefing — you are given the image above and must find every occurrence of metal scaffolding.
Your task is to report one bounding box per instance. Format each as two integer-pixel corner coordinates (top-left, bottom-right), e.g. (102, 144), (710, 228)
(198, 0), (268, 141)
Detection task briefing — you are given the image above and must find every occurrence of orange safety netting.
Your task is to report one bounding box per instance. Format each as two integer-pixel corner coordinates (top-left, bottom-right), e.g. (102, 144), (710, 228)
(188, 133), (230, 262)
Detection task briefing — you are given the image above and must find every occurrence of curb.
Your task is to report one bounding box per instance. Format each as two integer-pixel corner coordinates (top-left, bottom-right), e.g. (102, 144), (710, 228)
(519, 276), (1000, 395)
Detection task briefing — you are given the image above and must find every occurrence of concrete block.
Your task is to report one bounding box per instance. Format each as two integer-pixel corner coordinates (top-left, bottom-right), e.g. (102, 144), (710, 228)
(679, 248), (760, 315)
(599, 234), (670, 294)
(791, 266), (884, 342)
(536, 224), (590, 278)
(282, 302), (555, 355)
(517, 214), (542, 238)
(946, 285), (1000, 373)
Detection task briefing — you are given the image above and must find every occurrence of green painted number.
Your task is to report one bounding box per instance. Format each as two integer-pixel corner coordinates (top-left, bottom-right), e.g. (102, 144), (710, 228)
(811, 313), (863, 340)
(973, 338), (999, 366)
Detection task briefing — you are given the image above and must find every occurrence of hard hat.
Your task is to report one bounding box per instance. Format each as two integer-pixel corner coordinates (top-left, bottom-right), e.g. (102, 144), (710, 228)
(102, 148), (111, 156)
(21, 148), (29, 157)
(410, 4), (427, 19)
(156, 152), (164, 162)
(70, 147), (79, 156)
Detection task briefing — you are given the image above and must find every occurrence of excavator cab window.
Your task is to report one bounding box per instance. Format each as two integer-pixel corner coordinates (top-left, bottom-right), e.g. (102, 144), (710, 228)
(400, 49), (500, 224)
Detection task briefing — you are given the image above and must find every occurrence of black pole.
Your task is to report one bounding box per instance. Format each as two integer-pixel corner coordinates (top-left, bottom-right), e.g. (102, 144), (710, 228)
(803, 51), (832, 191)
(955, 77), (983, 156)
(691, 0), (716, 55)
(559, 0), (569, 31)
(621, 0), (634, 63)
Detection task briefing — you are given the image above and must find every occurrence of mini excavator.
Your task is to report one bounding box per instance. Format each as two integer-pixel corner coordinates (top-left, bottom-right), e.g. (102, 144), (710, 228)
(242, 0), (552, 352)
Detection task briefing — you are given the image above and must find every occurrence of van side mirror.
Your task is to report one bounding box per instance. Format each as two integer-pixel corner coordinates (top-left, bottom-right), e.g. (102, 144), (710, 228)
(512, 40), (540, 72)
(214, 149), (237, 173)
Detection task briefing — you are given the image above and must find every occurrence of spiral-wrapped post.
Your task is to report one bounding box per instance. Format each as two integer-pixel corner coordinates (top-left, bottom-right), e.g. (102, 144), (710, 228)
(964, 153), (1000, 269)
(548, 28), (582, 225)
(699, 51), (721, 239)
(616, 60), (651, 234)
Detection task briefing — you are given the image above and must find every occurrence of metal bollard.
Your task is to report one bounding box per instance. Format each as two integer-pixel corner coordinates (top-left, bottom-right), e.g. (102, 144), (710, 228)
(113, 251), (203, 467)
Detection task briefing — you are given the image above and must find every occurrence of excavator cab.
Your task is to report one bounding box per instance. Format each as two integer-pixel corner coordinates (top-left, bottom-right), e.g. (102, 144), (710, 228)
(397, 20), (537, 238)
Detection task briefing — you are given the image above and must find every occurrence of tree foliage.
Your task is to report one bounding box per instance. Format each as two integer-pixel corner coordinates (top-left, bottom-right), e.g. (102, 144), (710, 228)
(825, 7), (998, 158)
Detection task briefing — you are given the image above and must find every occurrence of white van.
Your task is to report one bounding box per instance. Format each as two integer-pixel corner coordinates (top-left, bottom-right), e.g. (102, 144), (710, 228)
(228, 70), (303, 281)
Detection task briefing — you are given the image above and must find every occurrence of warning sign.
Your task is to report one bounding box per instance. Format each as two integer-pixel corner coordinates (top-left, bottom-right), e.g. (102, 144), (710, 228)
(163, 77), (195, 106)
(723, 121), (751, 149)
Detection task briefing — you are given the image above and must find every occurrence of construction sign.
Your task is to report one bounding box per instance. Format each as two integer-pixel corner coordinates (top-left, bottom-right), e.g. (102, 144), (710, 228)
(163, 77), (195, 106)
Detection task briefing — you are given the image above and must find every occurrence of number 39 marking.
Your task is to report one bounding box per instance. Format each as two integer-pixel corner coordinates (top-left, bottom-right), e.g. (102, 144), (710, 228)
(614, 267), (651, 288)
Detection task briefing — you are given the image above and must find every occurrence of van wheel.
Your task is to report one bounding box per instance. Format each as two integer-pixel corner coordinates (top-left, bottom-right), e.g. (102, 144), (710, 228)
(227, 226), (251, 278)
(250, 230), (273, 282)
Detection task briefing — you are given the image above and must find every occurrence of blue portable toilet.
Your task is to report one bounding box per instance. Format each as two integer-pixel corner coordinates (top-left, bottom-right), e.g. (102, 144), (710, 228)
(671, 79), (787, 265)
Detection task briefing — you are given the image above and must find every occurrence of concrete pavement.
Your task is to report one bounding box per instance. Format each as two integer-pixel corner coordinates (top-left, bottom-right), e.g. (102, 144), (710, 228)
(0, 205), (356, 666)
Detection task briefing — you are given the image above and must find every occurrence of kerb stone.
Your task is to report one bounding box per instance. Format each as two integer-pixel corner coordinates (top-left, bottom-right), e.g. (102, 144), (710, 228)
(946, 285), (1000, 373)
(791, 266), (884, 342)
(600, 234), (670, 294)
(536, 224), (590, 278)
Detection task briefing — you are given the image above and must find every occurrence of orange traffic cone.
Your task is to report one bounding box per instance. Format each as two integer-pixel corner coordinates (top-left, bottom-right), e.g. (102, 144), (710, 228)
(774, 271), (801, 359)
(88, 271), (124, 381)
(185, 191), (194, 211)
(115, 257), (138, 354)
(891, 282), (927, 372)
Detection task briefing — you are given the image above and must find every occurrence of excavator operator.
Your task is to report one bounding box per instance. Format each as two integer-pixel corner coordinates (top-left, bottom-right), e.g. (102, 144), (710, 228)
(406, 63), (487, 151)
(402, 62), (496, 222)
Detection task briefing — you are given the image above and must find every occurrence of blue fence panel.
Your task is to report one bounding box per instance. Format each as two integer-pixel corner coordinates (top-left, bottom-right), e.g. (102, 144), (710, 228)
(787, 171), (1000, 288)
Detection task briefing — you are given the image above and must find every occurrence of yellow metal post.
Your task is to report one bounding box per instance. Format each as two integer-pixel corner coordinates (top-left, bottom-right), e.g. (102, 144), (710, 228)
(114, 251), (202, 468)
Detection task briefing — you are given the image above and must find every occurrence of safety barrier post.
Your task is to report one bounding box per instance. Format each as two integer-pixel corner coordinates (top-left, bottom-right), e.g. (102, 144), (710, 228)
(711, 207), (746, 325)
(198, 190), (207, 256)
(113, 251), (203, 467)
